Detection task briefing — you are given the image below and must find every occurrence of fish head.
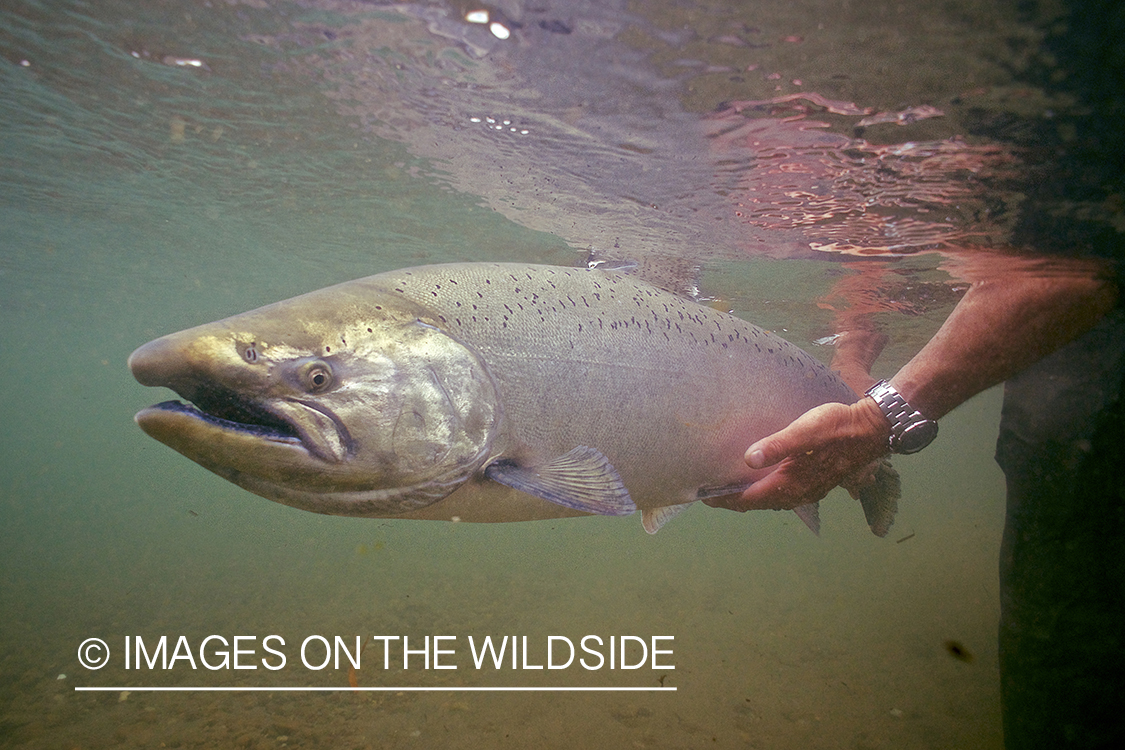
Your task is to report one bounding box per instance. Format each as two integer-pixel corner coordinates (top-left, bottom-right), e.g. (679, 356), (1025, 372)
(128, 282), (500, 516)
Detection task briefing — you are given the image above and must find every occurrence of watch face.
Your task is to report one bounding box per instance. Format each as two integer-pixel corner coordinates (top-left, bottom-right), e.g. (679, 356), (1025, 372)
(898, 420), (938, 454)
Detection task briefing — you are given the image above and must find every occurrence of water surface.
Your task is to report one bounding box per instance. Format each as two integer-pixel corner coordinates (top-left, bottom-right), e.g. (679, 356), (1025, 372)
(3, 0), (1116, 747)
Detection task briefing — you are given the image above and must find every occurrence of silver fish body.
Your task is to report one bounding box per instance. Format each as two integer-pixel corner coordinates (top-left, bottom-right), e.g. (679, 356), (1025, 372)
(129, 263), (896, 533)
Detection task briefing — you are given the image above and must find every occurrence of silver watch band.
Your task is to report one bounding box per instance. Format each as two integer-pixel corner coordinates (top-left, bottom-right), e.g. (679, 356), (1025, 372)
(865, 380), (939, 454)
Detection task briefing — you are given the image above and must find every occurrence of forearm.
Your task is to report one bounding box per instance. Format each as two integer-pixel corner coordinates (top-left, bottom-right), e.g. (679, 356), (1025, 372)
(890, 265), (1117, 421)
(731, 256), (1117, 513)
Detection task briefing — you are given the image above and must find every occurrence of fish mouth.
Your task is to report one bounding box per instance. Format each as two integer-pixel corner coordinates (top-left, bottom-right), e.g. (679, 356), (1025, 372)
(135, 381), (352, 465)
(128, 335), (300, 447)
(134, 381), (309, 467)
(128, 332), (352, 462)
(142, 392), (302, 444)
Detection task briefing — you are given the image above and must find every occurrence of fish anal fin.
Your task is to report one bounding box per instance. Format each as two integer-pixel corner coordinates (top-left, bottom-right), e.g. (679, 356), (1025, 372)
(698, 483), (820, 536)
(793, 502), (820, 536)
(484, 446), (636, 517)
(641, 502), (694, 534)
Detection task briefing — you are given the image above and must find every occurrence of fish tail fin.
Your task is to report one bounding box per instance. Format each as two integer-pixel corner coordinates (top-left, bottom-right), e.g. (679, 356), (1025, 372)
(856, 459), (900, 537)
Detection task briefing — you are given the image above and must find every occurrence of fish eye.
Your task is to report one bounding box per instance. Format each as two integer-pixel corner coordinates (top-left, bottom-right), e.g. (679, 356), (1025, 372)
(242, 344), (259, 363)
(299, 361), (334, 393)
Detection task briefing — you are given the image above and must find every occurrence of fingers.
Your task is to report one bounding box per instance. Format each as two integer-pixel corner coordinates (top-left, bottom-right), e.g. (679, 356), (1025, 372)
(737, 463), (833, 510)
(714, 399), (892, 513)
(744, 414), (807, 469)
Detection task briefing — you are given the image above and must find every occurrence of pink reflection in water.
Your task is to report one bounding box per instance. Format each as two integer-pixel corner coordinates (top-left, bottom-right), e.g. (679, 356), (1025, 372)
(706, 95), (1017, 258)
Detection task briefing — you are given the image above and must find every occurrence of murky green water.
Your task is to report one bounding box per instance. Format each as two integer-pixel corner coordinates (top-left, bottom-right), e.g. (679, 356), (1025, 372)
(2, 0), (1117, 747)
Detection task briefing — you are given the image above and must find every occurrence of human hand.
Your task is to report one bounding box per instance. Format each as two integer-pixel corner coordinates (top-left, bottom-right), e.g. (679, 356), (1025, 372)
(704, 398), (891, 511)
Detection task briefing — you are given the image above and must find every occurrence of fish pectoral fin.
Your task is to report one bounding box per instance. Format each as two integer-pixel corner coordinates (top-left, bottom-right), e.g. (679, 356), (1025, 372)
(641, 502), (694, 534)
(483, 446), (636, 516)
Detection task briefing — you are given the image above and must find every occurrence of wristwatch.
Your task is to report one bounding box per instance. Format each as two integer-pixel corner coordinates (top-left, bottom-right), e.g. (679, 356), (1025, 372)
(865, 380), (938, 454)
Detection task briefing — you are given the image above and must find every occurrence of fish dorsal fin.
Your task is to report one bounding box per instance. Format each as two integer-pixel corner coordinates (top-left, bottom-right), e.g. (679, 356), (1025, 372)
(641, 501), (694, 534)
(584, 250), (702, 299)
(484, 446), (636, 516)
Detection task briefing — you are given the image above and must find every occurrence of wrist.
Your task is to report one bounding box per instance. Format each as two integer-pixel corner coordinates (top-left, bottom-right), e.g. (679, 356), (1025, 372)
(857, 395), (893, 439)
(865, 379), (939, 454)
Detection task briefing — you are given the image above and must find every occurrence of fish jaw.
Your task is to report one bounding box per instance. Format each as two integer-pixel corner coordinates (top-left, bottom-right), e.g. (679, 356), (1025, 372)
(127, 287), (503, 517)
(133, 399), (473, 515)
(128, 329), (378, 511)
(134, 400), (317, 488)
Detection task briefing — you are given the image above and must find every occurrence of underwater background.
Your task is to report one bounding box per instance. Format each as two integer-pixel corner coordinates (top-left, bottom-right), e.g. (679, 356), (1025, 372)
(2, 0), (1120, 747)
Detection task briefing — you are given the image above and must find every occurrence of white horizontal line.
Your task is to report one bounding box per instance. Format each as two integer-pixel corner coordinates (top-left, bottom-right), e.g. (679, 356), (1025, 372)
(75, 686), (675, 692)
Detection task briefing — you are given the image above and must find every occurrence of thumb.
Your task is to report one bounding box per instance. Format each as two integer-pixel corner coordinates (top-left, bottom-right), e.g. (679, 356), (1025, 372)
(745, 435), (784, 469)
(744, 402), (849, 469)
(744, 418), (813, 469)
